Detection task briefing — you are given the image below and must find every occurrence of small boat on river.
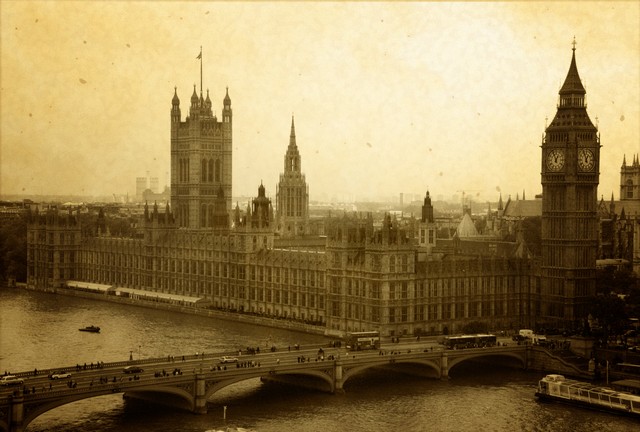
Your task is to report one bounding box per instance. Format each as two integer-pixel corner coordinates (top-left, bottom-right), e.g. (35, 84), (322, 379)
(535, 374), (640, 417)
(79, 325), (100, 333)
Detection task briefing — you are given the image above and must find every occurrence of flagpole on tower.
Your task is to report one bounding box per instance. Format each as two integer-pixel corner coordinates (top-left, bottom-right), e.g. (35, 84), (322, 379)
(197, 46), (203, 96)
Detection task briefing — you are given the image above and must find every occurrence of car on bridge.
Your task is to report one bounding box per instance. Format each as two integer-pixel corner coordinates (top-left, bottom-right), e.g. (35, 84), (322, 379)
(218, 356), (238, 364)
(0, 375), (24, 386)
(49, 371), (72, 380)
(123, 366), (144, 374)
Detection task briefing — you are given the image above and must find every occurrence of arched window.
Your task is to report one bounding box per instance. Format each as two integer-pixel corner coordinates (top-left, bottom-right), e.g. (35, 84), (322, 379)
(209, 204), (215, 227)
(625, 179), (633, 199)
(215, 159), (221, 182)
(208, 159), (214, 182)
(201, 205), (207, 228)
(201, 159), (207, 182)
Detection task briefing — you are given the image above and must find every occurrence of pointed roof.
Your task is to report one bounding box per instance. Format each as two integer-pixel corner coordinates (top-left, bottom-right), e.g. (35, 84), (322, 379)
(257, 181), (267, 199)
(559, 41), (586, 96)
(172, 87), (180, 105)
(502, 199), (542, 218)
(289, 116), (297, 149)
(283, 116), (302, 175)
(546, 40), (596, 131)
(456, 213), (478, 238)
(191, 84), (198, 103)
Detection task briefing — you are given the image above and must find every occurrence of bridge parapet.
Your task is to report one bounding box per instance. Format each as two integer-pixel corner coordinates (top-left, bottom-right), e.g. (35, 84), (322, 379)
(1, 344), (555, 432)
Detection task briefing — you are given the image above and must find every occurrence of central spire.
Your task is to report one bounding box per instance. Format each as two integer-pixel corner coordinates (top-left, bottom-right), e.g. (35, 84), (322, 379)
(284, 116), (301, 174)
(289, 116), (297, 149)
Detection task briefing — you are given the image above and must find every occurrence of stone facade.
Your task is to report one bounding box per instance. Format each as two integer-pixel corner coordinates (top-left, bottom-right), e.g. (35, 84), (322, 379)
(26, 47), (612, 337)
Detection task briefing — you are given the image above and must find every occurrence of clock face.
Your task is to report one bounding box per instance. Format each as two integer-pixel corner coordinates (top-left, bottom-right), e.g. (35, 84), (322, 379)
(578, 148), (595, 171)
(546, 149), (565, 171)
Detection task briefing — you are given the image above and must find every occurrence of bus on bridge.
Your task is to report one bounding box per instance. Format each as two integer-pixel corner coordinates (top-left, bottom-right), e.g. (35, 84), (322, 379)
(345, 331), (380, 350)
(442, 334), (497, 350)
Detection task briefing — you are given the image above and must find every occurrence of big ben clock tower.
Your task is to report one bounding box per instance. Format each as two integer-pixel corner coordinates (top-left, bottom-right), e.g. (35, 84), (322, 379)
(540, 40), (600, 328)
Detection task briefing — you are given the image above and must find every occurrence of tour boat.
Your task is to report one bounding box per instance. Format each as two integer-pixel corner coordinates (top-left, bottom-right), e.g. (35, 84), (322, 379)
(535, 374), (640, 417)
(79, 325), (100, 333)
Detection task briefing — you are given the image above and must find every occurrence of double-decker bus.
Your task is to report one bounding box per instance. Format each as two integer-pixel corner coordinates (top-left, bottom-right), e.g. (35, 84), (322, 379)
(442, 334), (497, 350)
(345, 331), (381, 350)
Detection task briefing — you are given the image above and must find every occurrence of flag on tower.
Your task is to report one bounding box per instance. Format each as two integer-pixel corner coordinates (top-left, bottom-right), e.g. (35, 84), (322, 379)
(196, 51), (202, 59)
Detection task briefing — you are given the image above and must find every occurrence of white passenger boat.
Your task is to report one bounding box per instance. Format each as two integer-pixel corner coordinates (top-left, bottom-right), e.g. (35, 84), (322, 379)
(535, 374), (640, 417)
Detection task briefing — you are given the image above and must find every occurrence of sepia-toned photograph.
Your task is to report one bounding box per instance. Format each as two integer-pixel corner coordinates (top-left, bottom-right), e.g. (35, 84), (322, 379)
(1, 1), (639, 431)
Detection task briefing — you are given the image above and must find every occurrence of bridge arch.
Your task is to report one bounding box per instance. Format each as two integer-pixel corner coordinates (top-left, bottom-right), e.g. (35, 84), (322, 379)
(20, 385), (195, 431)
(205, 368), (335, 398)
(447, 350), (526, 374)
(342, 357), (442, 386)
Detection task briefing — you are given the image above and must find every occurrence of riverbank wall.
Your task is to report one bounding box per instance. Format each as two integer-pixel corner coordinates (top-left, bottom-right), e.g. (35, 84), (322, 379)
(526, 346), (593, 379)
(16, 284), (329, 338)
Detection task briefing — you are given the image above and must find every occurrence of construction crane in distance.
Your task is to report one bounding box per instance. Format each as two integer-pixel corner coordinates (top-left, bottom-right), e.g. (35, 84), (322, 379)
(455, 190), (481, 208)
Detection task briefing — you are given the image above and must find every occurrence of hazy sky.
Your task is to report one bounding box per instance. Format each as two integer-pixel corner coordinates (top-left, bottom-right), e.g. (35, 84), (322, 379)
(1, 1), (638, 204)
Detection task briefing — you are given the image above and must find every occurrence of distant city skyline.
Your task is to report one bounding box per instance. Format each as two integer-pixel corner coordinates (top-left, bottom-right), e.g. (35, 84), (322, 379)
(1, 2), (638, 203)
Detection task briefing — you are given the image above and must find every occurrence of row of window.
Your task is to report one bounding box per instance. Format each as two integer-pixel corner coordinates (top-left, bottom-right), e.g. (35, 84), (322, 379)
(29, 231), (78, 245)
(332, 300), (515, 323)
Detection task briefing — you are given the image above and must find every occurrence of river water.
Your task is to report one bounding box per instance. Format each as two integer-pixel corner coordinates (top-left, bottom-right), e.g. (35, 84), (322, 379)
(0, 289), (636, 432)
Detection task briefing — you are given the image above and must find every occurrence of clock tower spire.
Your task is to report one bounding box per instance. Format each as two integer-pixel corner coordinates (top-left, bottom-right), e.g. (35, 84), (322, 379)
(540, 40), (600, 329)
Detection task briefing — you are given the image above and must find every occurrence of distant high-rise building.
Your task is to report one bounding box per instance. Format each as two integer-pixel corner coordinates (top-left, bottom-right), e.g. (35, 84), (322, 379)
(150, 177), (159, 193)
(136, 177), (148, 201)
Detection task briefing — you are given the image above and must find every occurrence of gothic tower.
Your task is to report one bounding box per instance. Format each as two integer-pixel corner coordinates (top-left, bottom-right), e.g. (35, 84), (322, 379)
(275, 117), (309, 237)
(170, 85), (232, 229)
(417, 190), (436, 255)
(620, 154), (640, 201)
(540, 41), (600, 326)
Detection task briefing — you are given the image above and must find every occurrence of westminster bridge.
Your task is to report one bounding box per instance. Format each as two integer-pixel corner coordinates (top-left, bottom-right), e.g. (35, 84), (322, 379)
(0, 343), (586, 432)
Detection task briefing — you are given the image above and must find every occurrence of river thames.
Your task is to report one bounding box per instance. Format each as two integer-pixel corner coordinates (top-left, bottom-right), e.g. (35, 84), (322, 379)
(0, 289), (636, 431)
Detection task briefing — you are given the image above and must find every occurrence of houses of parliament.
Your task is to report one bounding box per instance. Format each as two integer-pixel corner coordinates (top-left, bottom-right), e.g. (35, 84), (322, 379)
(26, 46), (639, 338)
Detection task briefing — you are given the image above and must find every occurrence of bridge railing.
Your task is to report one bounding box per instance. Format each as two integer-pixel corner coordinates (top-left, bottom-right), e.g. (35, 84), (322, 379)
(3, 372), (196, 403)
(3, 343), (332, 380)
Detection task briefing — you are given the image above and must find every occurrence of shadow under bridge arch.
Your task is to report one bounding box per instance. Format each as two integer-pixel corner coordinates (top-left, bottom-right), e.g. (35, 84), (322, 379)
(447, 349), (527, 376)
(205, 368), (337, 397)
(342, 357), (443, 386)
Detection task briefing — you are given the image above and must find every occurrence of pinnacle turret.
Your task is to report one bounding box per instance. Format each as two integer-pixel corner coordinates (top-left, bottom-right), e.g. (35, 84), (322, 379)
(224, 87), (231, 108)
(190, 84), (198, 104)
(172, 87), (180, 106)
